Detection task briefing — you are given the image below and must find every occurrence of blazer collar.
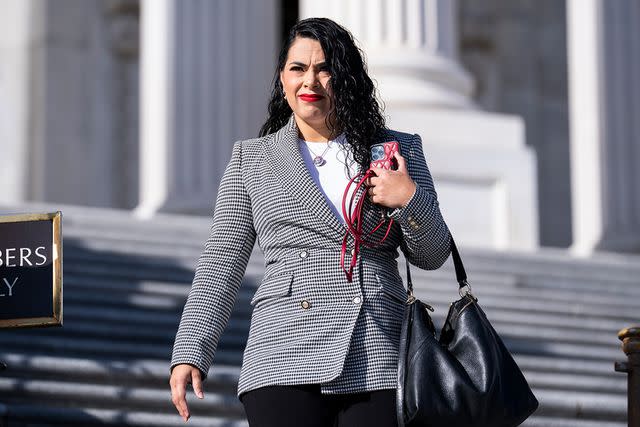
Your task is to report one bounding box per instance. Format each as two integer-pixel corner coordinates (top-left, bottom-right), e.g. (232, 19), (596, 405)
(266, 115), (395, 242)
(265, 115), (351, 239)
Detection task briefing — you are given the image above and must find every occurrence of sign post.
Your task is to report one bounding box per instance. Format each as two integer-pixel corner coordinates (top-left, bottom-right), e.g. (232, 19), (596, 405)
(0, 211), (63, 373)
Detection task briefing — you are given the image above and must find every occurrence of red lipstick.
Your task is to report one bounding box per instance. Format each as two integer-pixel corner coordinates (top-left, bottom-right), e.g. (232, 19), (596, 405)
(299, 94), (324, 102)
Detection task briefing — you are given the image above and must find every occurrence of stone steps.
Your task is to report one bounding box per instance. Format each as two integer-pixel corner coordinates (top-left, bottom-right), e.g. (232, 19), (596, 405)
(62, 267), (639, 317)
(2, 403), (248, 427)
(0, 202), (636, 426)
(0, 353), (240, 390)
(0, 378), (244, 417)
(521, 417), (626, 427)
(0, 351), (628, 425)
(0, 334), (245, 365)
(0, 351), (626, 394)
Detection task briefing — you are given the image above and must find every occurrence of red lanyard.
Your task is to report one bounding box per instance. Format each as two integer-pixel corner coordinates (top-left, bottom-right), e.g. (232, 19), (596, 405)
(340, 169), (394, 282)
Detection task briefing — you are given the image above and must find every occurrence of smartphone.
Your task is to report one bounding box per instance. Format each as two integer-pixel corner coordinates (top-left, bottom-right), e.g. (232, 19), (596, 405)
(370, 141), (400, 170)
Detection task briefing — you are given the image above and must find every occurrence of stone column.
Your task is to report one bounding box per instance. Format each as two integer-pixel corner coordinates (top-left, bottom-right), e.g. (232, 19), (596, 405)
(567, 0), (640, 254)
(135, 0), (279, 218)
(0, 0), (140, 209)
(0, 0), (31, 204)
(300, 0), (474, 109)
(300, 0), (539, 250)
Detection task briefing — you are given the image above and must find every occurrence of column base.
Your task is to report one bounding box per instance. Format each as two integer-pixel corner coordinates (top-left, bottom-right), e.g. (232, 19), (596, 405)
(369, 49), (476, 109)
(596, 233), (640, 254)
(133, 193), (216, 219)
(386, 107), (538, 251)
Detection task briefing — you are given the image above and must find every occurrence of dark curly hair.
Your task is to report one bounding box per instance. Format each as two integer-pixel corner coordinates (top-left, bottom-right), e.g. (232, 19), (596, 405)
(259, 17), (387, 174)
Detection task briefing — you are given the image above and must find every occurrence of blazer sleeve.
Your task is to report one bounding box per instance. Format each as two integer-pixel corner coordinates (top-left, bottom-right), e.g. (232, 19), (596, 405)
(169, 140), (257, 381)
(386, 133), (452, 270)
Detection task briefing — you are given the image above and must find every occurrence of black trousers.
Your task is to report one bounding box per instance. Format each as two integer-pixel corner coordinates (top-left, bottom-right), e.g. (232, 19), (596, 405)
(239, 384), (398, 427)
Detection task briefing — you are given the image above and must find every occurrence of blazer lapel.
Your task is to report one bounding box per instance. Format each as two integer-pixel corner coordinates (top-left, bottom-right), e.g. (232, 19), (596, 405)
(266, 115), (352, 240)
(265, 115), (400, 244)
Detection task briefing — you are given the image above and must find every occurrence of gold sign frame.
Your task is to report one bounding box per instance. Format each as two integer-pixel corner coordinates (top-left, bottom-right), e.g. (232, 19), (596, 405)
(0, 211), (63, 328)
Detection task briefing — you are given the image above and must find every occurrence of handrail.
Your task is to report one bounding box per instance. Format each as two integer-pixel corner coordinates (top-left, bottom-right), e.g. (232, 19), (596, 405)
(615, 326), (640, 427)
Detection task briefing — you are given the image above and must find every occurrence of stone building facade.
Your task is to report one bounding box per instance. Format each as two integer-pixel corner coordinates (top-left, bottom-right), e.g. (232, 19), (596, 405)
(1, 0), (638, 254)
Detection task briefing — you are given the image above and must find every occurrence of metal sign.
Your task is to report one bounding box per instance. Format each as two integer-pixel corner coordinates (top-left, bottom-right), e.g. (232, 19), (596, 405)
(0, 211), (62, 328)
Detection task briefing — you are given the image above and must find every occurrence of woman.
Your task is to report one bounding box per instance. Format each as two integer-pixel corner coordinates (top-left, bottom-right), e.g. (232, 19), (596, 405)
(169, 17), (452, 426)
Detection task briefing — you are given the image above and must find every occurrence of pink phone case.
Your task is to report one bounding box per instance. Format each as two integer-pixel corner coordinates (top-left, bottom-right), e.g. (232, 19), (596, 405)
(370, 141), (400, 170)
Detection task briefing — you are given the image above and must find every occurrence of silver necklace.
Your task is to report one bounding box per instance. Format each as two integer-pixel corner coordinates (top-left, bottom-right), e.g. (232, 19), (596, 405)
(306, 140), (332, 167)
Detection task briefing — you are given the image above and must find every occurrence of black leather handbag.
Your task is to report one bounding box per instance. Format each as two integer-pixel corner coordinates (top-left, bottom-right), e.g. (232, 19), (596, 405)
(396, 237), (539, 427)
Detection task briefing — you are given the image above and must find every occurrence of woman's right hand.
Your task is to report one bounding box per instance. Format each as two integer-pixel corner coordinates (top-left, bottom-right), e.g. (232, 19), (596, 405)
(169, 364), (204, 422)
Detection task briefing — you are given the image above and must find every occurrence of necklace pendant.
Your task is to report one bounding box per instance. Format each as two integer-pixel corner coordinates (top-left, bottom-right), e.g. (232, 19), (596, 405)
(313, 156), (326, 166)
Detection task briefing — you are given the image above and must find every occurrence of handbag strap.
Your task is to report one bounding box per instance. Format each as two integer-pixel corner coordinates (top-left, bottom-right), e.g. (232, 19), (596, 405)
(405, 235), (468, 295)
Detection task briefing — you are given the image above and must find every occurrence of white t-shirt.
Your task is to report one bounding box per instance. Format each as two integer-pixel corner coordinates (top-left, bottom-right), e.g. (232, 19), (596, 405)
(298, 134), (360, 224)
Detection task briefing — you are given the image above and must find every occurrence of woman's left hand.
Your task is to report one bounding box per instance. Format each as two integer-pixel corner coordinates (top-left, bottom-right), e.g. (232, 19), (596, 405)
(365, 150), (416, 209)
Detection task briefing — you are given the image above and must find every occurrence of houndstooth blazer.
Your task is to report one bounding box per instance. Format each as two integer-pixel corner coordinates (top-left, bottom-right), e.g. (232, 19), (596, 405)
(170, 114), (452, 399)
